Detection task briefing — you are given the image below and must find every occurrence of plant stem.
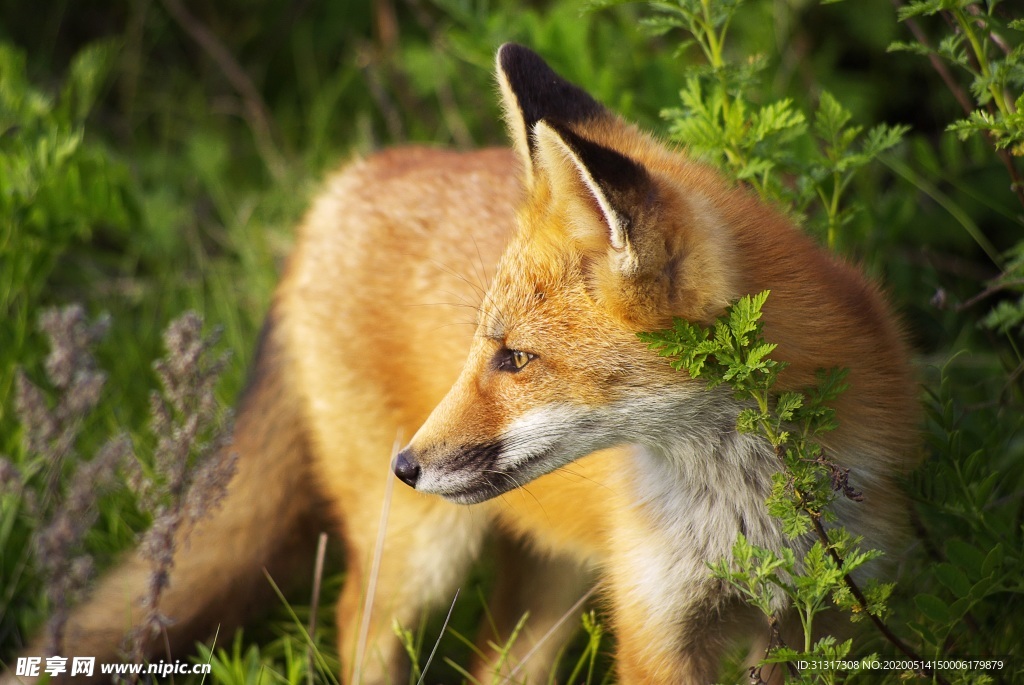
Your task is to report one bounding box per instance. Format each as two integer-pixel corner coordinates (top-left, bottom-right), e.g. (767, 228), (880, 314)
(828, 171), (842, 251)
(160, 0), (287, 181)
(700, 0), (725, 69)
(952, 9), (1008, 116)
(891, 1), (974, 114)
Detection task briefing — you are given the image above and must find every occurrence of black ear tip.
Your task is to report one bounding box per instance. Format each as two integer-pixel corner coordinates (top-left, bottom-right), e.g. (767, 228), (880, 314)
(496, 42), (525, 61)
(497, 43), (545, 77)
(495, 43), (605, 146)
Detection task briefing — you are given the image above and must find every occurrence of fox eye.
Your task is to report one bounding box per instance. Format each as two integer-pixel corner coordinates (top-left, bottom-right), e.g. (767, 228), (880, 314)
(497, 349), (536, 372)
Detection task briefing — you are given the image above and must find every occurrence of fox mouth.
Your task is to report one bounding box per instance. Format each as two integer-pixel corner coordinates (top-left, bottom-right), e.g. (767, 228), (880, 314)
(439, 440), (565, 503)
(395, 405), (606, 503)
(443, 452), (556, 504)
(441, 482), (504, 505)
(438, 464), (544, 504)
(394, 439), (559, 504)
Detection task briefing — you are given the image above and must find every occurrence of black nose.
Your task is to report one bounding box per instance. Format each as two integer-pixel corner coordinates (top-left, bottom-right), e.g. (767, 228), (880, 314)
(392, 448), (421, 487)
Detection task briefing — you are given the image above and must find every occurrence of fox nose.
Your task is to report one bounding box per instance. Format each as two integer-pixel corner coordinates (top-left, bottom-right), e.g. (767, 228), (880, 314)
(392, 448), (421, 487)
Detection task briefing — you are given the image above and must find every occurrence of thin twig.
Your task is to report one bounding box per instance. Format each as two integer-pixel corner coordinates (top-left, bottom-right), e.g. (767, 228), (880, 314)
(955, 277), (1024, 312)
(977, 102), (1024, 210)
(500, 584), (600, 684)
(751, 614), (798, 684)
(359, 42), (405, 143)
(775, 436), (951, 684)
(351, 432), (401, 685)
(415, 588), (460, 685)
(959, 5), (1024, 202)
(966, 4), (1013, 58)
(889, 1), (975, 115)
(159, 0), (287, 180)
(890, 0), (1024, 210)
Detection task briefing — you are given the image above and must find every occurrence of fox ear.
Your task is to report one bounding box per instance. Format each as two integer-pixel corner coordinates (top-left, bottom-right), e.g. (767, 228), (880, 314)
(496, 43), (605, 186)
(533, 120), (655, 269)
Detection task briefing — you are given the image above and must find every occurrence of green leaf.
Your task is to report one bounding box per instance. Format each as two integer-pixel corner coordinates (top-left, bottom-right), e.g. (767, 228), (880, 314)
(934, 562), (972, 597)
(981, 543), (1004, 578)
(737, 408), (762, 434)
(897, 0), (946, 21)
(815, 91), (853, 144)
(887, 40), (936, 56)
(915, 593), (951, 624)
(776, 392), (804, 422)
(59, 39), (119, 123)
(945, 539), (987, 580)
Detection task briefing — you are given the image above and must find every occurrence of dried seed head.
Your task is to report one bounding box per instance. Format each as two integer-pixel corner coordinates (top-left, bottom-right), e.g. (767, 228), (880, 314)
(185, 444), (238, 525)
(38, 305), (109, 392)
(15, 370), (58, 457)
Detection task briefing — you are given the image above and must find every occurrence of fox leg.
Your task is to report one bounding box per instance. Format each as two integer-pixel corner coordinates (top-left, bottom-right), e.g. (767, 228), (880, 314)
(608, 573), (735, 685)
(603, 509), (743, 685)
(471, 536), (593, 684)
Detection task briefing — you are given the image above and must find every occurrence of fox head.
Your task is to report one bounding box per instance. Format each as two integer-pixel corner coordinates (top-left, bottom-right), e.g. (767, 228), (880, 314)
(392, 44), (746, 504)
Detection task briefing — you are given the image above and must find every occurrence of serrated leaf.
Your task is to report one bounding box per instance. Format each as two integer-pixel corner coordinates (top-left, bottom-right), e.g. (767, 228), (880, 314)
(863, 123), (910, 157)
(746, 343), (778, 369)
(981, 296), (1024, 333)
(896, 0), (945, 21)
(776, 392), (804, 421)
(887, 40), (935, 56)
(815, 91), (853, 141)
(737, 408), (762, 434)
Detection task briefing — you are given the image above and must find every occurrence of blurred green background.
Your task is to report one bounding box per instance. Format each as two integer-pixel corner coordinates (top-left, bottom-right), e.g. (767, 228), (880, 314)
(2, 0), (1022, 682)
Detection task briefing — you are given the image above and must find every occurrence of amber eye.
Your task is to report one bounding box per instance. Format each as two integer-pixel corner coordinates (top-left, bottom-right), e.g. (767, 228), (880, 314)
(512, 350), (532, 369)
(497, 349), (536, 372)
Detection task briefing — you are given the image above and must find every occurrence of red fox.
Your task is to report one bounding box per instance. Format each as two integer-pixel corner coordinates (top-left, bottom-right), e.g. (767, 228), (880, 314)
(5, 44), (919, 684)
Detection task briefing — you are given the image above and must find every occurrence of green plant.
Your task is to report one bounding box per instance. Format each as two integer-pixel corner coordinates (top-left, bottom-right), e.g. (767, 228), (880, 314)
(641, 292), (854, 534)
(593, 0), (908, 250)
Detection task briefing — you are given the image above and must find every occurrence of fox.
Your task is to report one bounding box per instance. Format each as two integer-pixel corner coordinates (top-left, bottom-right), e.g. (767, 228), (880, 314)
(4, 44), (920, 684)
